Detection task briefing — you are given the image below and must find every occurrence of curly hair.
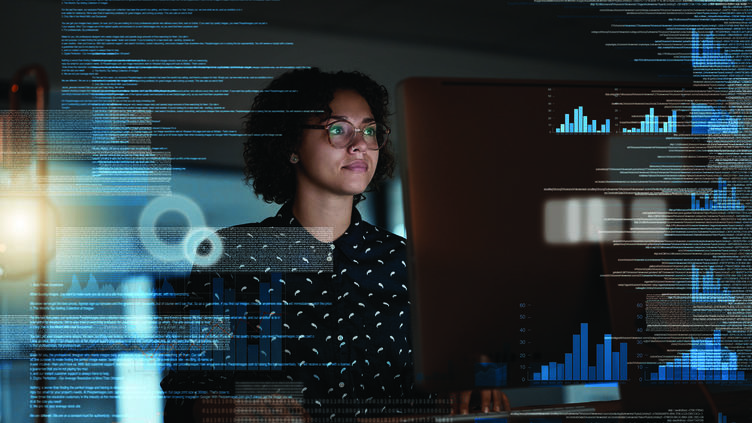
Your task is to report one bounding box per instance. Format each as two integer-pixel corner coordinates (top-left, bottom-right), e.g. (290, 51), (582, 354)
(242, 68), (395, 205)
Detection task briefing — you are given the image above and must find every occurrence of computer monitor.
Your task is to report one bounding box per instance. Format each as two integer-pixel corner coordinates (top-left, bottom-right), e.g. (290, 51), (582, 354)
(397, 77), (695, 394)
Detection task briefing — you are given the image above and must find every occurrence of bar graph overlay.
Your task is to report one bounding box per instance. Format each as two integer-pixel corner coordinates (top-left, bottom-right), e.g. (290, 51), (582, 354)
(177, 274), (283, 371)
(718, 412), (735, 423)
(692, 29), (735, 68)
(692, 103), (739, 134)
(690, 264), (734, 304)
(690, 178), (744, 211)
(555, 106), (610, 133)
(621, 108), (677, 133)
(532, 323), (627, 383)
(648, 331), (745, 382)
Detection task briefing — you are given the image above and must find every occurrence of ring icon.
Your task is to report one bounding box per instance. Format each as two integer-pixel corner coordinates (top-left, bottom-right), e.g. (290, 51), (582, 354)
(138, 194), (221, 266)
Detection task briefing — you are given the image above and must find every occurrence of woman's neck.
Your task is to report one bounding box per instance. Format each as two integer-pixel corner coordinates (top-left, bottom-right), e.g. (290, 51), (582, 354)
(292, 191), (354, 243)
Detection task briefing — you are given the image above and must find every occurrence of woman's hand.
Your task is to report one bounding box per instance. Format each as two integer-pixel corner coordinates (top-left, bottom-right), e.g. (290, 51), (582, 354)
(450, 389), (510, 414)
(449, 354), (510, 415)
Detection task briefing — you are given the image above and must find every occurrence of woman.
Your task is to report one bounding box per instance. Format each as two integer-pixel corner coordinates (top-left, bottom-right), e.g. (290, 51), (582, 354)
(162, 68), (442, 422)
(162, 68), (508, 422)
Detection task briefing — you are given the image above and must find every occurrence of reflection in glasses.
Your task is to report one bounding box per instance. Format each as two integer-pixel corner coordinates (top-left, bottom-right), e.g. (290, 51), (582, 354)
(302, 120), (390, 150)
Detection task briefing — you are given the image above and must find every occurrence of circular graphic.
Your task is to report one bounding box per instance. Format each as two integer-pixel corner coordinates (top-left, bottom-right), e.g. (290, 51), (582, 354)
(138, 194), (221, 266)
(183, 227), (223, 267)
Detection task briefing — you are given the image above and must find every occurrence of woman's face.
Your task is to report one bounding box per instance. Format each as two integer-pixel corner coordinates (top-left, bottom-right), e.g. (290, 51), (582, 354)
(295, 89), (379, 200)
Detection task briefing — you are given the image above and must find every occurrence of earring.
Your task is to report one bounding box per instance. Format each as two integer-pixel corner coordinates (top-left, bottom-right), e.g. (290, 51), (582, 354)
(290, 154), (299, 164)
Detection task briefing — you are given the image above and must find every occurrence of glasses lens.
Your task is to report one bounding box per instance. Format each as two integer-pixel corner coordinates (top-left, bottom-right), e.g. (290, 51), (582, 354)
(371, 123), (390, 149)
(327, 121), (353, 148)
(359, 123), (389, 149)
(326, 121), (390, 149)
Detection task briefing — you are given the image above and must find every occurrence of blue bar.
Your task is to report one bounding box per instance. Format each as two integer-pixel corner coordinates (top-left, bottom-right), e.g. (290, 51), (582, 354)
(698, 370), (705, 380)
(581, 324), (589, 380)
(573, 334), (580, 381)
(226, 288), (236, 365)
(533, 372), (540, 381)
(557, 363), (565, 381)
(575, 108), (580, 132)
(189, 309), (200, 371)
(565, 353), (573, 381)
(565, 113), (570, 130)
(271, 273), (283, 369)
(540, 365), (548, 381)
(604, 335), (612, 380)
(592, 119), (596, 133)
(248, 345), (258, 370)
(213, 277), (224, 314)
(237, 307), (247, 369)
(596, 344), (604, 380)
(612, 352), (620, 381)
(605, 119), (610, 133)
(549, 362), (557, 380)
(672, 110), (677, 132)
(666, 365), (673, 380)
(658, 367), (665, 381)
(213, 277), (224, 366)
(260, 282), (270, 365)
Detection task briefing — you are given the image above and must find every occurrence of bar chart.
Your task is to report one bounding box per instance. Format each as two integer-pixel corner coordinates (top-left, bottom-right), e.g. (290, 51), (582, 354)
(648, 331), (744, 382)
(214, 274), (281, 370)
(690, 264), (734, 304)
(532, 323), (627, 383)
(690, 178), (744, 211)
(621, 108), (677, 133)
(178, 274), (283, 371)
(555, 106), (679, 134)
(692, 103), (739, 135)
(718, 412), (735, 423)
(692, 29), (735, 68)
(555, 106), (610, 133)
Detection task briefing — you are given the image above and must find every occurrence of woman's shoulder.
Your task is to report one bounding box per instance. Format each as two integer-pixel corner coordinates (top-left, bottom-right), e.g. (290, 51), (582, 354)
(338, 217), (406, 266)
(357, 220), (406, 247)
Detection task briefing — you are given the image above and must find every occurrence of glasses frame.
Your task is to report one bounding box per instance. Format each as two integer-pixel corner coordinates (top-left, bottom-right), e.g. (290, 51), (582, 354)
(301, 119), (391, 150)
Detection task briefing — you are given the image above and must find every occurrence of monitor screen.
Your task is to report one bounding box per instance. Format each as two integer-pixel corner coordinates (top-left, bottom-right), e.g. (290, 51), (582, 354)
(397, 78), (717, 397)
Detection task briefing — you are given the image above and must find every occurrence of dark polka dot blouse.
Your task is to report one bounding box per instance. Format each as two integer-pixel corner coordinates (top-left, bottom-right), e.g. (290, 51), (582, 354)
(161, 203), (441, 422)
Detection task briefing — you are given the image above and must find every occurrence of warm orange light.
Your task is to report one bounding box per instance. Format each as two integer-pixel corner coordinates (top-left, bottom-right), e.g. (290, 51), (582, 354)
(10, 84), (19, 93)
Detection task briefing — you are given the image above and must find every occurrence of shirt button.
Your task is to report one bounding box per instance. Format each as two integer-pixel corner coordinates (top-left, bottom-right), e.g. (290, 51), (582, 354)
(337, 335), (344, 341)
(338, 382), (345, 388)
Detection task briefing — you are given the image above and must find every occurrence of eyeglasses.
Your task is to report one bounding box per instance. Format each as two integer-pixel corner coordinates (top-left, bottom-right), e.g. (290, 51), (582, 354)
(302, 120), (390, 150)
